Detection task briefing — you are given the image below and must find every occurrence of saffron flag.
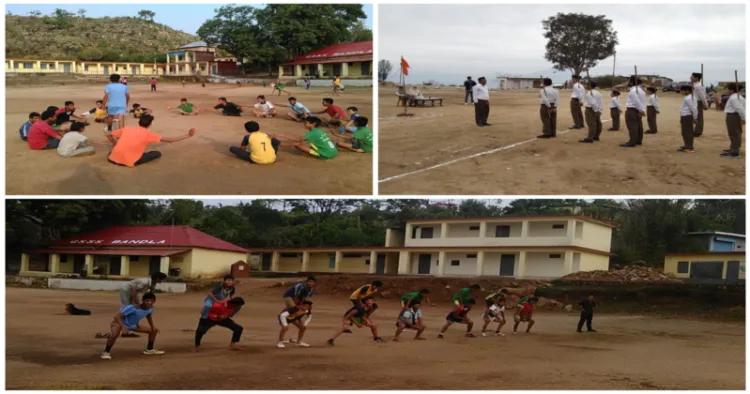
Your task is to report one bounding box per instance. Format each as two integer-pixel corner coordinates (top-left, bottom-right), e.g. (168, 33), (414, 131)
(401, 57), (410, 76)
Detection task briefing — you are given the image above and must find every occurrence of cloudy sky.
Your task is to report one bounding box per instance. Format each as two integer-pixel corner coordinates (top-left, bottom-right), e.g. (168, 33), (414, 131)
(380, 4), (745, 87)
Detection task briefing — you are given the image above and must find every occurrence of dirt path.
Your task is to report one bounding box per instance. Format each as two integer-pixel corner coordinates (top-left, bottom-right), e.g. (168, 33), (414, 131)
(379, 88), (744, 195)
(6, 286), (744, 390)
(6, 83), (372, 195)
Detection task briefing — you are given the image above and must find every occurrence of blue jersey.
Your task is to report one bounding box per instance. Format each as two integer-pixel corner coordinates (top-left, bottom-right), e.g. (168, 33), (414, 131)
(288, 102), (310, 116)
(104, 83), (129, 108)
(283, 282), (313, 299)
(19, 120), (32, 139)
(120, 304), (153, 330)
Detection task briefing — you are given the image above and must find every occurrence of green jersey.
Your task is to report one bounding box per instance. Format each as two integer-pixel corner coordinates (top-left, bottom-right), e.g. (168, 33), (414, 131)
(178, 103), (195, 113)
(305, 128), (338, 159)
(352, 126), (373, 153)
(400, 291), (421, 302)
(452, 288), (472, 303)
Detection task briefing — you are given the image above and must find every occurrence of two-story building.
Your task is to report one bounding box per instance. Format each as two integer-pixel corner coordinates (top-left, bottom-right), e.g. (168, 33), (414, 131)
(165, 41), (238, 76)
(251, 215), (615, 279)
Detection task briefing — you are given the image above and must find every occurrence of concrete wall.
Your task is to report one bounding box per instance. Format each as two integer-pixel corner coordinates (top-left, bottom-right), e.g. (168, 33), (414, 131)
(664, 254), (746, 280)
(578, 252), (609, 272)
(385, 253), (400, 274)
(446, 223), (482, 238)
(528, 221), (569, 237)
(308, 252), (336, 272)
(443, 252), (478, 276)
(409, 252), (438, 275)
(524, 252), (566, 278)
(484, 221), (523, 238)
(47, 278), (186, 293)
(481, 252), (520, 276)
(385, 228), (405, 247)
(572, 221), (612, 253)
(340, 254), (371, 273)
(278, 254), (302, 272)
(188, 248), (248, 276)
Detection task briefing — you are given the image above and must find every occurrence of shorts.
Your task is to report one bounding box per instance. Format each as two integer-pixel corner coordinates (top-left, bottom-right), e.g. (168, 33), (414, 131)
(514, 315), (530, 323)
(348, 139), (366, 153)
(120, 289), (137, 308)
(485, 299), (495, 308)
(109, 106), (126, 116)
(446, 313), (465, 323)
(276, 85), (284, 90)
(283, 297), (296, 308)
(306, 147), (323, 158)
(351, 299), (366, 315)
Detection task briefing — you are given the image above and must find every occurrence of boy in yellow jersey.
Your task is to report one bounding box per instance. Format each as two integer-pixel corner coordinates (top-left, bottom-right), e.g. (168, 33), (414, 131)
(349, 280), (383, 315)
(328, 297), (385, 345)
(277, 301), (313, 348)
(129, 103), (152, 119)
(273, 116), (338, 159)
(330, 116), (373, 153)
(81, 100), (109, 124)
(230, 121), (280, 164)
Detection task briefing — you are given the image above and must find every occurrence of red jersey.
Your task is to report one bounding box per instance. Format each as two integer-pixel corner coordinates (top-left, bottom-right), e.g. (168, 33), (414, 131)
(325, 105), (346, 119)
(207, 302), (240, 321)
(519, 302), (534, 315)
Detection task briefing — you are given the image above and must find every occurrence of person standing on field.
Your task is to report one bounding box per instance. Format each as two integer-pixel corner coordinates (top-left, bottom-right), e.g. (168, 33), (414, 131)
(473, 77), (490, 127)
(576, 293), (597, 333)
(537, 78), (559, 139)
(620, 75), (647, 148)
(463, 76), (477, 105)
(691, 72), (709, 137)
(722, 82), (745, 158)
(568, 75), (585, 129)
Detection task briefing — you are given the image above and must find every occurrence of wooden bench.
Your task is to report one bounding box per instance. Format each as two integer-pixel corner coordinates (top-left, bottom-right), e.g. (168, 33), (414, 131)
(396, 94), (443, 107)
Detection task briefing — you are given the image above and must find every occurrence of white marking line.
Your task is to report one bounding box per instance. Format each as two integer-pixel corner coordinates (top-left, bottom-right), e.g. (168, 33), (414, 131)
(379, 119), (612, 183)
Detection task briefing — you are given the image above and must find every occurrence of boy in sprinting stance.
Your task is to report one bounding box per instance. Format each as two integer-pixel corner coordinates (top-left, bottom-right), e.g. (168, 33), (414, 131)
(195, 297), (246, 352)
(330, 116), (373, 153)
(346, 302), (379, 333)
(252, 95), (277, 118)
(286, 97), (311, 122)
(282, 276), (316, 308)
(452, 284), (481, 306)
(482, 288), (508, 332)
(277, 300), (313, 348)
(513, 297), (537, 334)
(645, 87), (660, 134)
(273, 116), (338, 160)
(167, 98), (199, 116)
(229, 121), (280, 165)
(328, 297), (385, 345)
(394, 299), (426, 341)
(129, 103), (152, 119)
(722, 82), (745, 158)
(272, 81), (291, 96)
(340, 107), (360, 133)
(438, 298), (476, 338)
(19, 112), (40, 141)
(397, 288), (430, 320)
(678, 85), (698, 153)
(608, 90), (622, 131)
(101, 292), (164, 360)
(481, 298), (507, 337)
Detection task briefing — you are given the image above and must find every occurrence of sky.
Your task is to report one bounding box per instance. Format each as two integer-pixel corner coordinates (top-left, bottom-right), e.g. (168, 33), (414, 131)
(380, 4), (745, 87)
(6, 3), (373, 35)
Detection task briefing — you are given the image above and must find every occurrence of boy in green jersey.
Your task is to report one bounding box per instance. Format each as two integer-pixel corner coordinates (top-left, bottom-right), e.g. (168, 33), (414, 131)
(167, 98), (199, 116)
(452, 284), (481, 306)
(397, 289), (430, 319)
(274, 117), (338, 159)
(331, 117), (373, 153)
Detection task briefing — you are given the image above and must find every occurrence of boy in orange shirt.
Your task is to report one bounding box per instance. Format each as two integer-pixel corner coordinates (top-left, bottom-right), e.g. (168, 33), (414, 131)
(106, 115), (195, 167)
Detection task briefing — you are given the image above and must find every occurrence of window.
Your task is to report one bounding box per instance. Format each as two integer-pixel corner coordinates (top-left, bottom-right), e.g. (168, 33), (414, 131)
(451, 260), (460, 266)
(60, 255), (68, 263)
(49, 64), (55, 69)
(411, 226), (418, 239)
(280, 253), (298, 258)
(549, 254), (562, 259)
(421, 227), (434, 239)
(129, 256), (140, 262)
(469, 226), (480, 231)
(365, 259), (370, 265)
(343, 253), (364, 258)
(41, 64), (47, 70)
(328, 254), (336, 269)
(84, 65), (89, 71)
(466, 254), (477, 258)
(552, 224), (565, 229)
(495, 225), (510, 238)
(677, 261), (689, 274)
(23, 63), (33, 69)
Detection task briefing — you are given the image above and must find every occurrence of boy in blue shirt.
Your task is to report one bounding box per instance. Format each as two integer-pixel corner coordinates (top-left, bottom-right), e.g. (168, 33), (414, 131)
(101, 292), (164, 360)
(339, 106), (360, 133)
(19, 112), (40, 141)
(286, 97), (311, 122)
(393, 299), (427, 341)
(103, 73), (130, 131)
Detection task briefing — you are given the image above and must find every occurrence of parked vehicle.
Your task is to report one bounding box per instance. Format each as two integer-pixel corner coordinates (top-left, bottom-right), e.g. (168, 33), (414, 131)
(662, 84), (676, 92)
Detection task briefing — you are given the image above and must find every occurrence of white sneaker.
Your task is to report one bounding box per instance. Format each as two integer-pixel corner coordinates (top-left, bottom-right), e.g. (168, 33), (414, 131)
(277, 342), (286, 348)
(481, 332), (488, 337)
(297, 341), (310, 348)
(513, 332), (517, 335)
(495, 332), (505, 337)
(100, 352), (112, 360)
(142, 349), (165, 355)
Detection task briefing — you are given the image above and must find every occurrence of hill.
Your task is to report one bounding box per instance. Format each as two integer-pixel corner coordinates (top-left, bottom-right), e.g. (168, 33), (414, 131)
(5, 14), (198, 63)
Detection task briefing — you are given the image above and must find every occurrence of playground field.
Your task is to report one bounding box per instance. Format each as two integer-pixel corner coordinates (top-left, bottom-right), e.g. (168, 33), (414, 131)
(6, 82), (373, 195)
(5, 285), (744, 390)
(378, 88), (745, 195)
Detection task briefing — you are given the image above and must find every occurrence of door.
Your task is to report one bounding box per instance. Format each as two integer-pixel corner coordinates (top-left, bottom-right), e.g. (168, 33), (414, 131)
(261, 254), (272, 271)
(328, 254), (336, 270)
(376, 255), (386, 274)
(499, 254), (515, 276)
(417, 254), (431, 274)
(103, 65), (110, 75)
(73, 255), (85, 273)
(213, 65), (218, 75)
(63, 63), (71, 73)
(726, 261), (740, 284)
(131, 66), (138, 75)
(361, 62), (370, 76)
(109, 256), (122, 276)
(713, 238), (735, 252)
(333, 63), (342, 77)
(149, 256), (161, 275)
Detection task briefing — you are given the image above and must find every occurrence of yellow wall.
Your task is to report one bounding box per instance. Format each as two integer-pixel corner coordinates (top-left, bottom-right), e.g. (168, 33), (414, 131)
(6, 60), (166, 75)
(279, 255), (302, 272)
(308, 253), (336, 272)
(578, 252), (610, 272)
(576, 222), (613, 253)
(58, 254), (75, 273)
(664, 254), (745, 279)
(187, 248), (248, 276)
(340, 255), (370, 273)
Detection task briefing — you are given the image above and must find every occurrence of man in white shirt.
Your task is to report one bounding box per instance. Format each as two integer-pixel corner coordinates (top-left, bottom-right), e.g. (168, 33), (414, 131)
(678, 85), (698, 153)
(608, 90), (622, 131)
(252, 95), (277, 118)
(568, 75), (585, 129)
(472, 77), (491, 127)
(691, 72), (709, 137)
(537, 77), (559, 139)
(620, 75), (647, 148)
(722, 82), (745, 158)
(645, 87), (661, 134)
(580, 81), (604, 143)
(57, 122), (97, 157)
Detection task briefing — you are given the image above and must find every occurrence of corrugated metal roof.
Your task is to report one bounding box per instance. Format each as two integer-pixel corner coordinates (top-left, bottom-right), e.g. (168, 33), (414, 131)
(48, 226), (248, 253)
(283, 55), (372, 66)
(180, 41), (209, 49)
(283, 41), (372, 65)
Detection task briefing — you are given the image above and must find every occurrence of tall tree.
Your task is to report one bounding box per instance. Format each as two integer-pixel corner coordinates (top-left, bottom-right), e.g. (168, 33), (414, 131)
(542, 13), (618, 77)
(347, 21), (373, 42)
(378, 59), (393, 82)
(197, 6), (271, 74)
(137, 10), (156, 22)
(76, 9), (86, 18)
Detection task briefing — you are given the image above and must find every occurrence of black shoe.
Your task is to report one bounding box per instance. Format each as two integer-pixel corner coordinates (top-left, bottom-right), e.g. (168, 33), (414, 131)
(607, 128), (615, 131)
(374, 337), (386, 343)
(723, 149), (732, 152)
(537, 135), (552, 139)
(578, 138), (594, 143)
(720, 152), (740, 158)
(551, 134), (557, 137)
(476, 123), (485, 127)
(587, 329), (597, 332)
(620, 142), (636, 147)
(576, 330), (583, 333)
(636, 142), (642, 145)
(694, 134), (702, 137)
(327, 339), (335, 346)
(483, 122), (492, 126)
(343, 329), (353, 334)
(593, 137), (600, 141)
(645, 130), (657, 134)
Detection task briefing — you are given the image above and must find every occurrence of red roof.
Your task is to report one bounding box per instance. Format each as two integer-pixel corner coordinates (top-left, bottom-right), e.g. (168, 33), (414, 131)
(284, 55), (372, 66)
(28, 249), (189, 257)
(48, 226), (248, 253)
(283, 41), (372, 66)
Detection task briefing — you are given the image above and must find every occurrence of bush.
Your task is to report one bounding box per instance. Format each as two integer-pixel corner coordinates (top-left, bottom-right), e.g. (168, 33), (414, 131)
(79, 47), (104, 61)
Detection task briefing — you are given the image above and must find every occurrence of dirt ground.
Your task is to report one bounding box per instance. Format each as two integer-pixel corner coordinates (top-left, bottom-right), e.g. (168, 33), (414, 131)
(6, 284), (745, 390)
(5, 82), (372, 195)
(379, 88), (745, 195)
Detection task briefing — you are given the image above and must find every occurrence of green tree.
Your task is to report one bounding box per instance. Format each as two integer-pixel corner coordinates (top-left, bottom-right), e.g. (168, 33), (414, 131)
(542, 13), (618, 78)
(27, 10), (42, 17)
(137, 10), (156, 22)
(77, 9), (86, 18)
(79, 47), (104, 61)
(347, 21), (372, 42)
(378, 59), (392, 82)
(197, 5), (267, 75)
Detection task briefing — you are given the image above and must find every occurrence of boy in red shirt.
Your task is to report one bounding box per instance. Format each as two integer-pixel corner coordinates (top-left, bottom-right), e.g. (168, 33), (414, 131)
(27, 110), (62, 150)
(438, 298), (476, 339)
(313, 98), (347, 127)
(513, 297), (537, 334)
(194, 297), (245, 352)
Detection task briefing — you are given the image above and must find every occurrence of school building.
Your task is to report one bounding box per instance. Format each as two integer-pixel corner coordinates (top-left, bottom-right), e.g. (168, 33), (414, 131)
(165, 41), (238, 76)
(278, 40), (373, 79)
(20, 225), (248, 279)
(251, 215), (615, 279)
(5, 59), (168, 76)
(663, 252), (745, 285)
(497, 77), (541, 90)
